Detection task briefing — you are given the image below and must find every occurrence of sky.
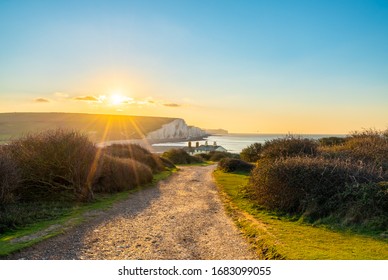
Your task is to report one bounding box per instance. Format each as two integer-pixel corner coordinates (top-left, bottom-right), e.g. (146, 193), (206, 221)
(0, 0), (387, 133)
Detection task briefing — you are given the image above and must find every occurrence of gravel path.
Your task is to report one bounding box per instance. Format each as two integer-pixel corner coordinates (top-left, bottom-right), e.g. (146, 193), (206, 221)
(8, 165), (257, 260)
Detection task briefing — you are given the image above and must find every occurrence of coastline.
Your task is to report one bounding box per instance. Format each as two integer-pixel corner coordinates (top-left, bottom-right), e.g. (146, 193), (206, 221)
(96, 135), (208, 153)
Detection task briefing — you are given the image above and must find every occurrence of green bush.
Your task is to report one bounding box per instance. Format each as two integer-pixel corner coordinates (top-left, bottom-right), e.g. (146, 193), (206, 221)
(93, 155), (153, 193)
(161, 149), (202, 164)
(261, 136), (318, 159)
(7, 129), (96, 201)
(240, 142), (262, 162)
(249, 157), (387, 228)
(0, 149), (20, 205)
(102, 144), (165, 173)
(218, 158), (254, 173)
(332, 182), (388, 229)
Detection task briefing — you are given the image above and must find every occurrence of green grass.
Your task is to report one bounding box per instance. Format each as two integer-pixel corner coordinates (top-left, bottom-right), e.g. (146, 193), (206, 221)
(0, 169), (174, 257)
(213, 170), (388, 260)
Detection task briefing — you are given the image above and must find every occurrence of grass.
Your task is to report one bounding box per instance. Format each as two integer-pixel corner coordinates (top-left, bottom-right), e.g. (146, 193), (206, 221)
(213, 170), (388, 260)
(0, 169), (175, 257)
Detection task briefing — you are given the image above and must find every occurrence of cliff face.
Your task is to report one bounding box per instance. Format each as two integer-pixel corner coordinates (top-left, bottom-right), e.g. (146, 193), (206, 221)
(146, 119), (207, 140)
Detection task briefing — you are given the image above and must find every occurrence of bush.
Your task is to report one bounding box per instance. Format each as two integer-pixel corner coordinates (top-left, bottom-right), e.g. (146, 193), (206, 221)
(196, 151), (239, 162)
(159, 157), (176, 169)
(319, 129), (388, 171)
(332, 182), (388, 229)
(210, 151), (239, 161)
(102, 144), (165, 173)
(218, 158), (254, 173)
(7, 129), (96, 201)
(161, 149), (202, 164)
(240, 142), (262, 162)
(261, 136), (318, 159)
(196, 153), (211, 161)
(318, 137), (346, 147)
(93, 155), (153, 193)
(249, 157), (386, 222)
(0, 149), (20, 205)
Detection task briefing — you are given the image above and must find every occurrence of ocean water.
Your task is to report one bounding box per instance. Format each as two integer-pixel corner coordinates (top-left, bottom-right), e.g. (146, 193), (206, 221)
(152, 133), (346, 153)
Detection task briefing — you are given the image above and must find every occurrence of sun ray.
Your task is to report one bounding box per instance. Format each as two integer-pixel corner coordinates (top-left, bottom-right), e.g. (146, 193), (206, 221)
(86, 116), (112, 191)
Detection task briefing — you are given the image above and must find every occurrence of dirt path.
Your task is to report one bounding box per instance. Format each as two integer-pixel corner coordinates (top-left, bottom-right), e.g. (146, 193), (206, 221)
(8, 165), (257, 260)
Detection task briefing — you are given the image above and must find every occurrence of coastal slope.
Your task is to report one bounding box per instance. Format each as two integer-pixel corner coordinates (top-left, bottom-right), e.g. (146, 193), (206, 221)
(0, 112), (204, 143)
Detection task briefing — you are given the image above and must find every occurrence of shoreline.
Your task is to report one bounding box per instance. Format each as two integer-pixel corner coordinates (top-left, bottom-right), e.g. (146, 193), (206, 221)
(96, 135), (208, 153)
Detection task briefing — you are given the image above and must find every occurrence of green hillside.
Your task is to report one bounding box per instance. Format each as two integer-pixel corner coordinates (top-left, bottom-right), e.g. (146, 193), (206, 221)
(0, 112), (175, 143)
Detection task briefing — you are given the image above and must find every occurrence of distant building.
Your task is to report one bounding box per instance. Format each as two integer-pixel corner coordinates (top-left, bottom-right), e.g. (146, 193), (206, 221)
(185, 141), (227, 154)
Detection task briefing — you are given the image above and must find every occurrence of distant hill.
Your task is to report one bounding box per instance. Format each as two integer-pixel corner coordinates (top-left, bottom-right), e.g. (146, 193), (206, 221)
(0, 112), (176, 143)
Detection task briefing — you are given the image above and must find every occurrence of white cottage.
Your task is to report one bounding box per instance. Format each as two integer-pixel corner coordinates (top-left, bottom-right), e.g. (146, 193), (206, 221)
(185, 141), (227, 154)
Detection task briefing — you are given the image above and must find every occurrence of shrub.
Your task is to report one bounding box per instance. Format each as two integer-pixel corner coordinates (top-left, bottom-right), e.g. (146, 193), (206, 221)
(0, 149), (20, 205)
(261, 136), (318, 159)
(249, 157), (386, 219)
(319, 129), (388, 171)
(102, 144), (165, 173)
(7, 129), (96, 201)
(318, 136), (347, 147)
(240, 142), (262, 162)
(209, 151), (239, 161)
(196, 151), (239, 162)
(161, 149), (202, 164)
(93, 155), (153, 193)
(332, 182), (388, 229)
(218, 158), (254, 173)
(344, 130), (388, 168)
(196, 153), (211, 161)
(159, 156), (176, 169)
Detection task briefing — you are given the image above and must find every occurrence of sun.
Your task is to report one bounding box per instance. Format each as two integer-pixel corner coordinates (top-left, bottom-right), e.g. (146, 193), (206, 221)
(109, 91), (132, 105)
(110, 94), (125, 105)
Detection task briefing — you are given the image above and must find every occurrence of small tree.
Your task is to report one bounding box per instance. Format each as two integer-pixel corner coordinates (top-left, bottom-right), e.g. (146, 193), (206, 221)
(240, 143), (262, 162)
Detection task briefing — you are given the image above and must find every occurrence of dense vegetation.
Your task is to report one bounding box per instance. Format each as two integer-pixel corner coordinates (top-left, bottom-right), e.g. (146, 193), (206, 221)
(242, 131), (388, 232)
(161, 148), (240, 165)
(240, 143), (262, 162)
(0, 129), (173, 233)
(196, 151), (239, 162)
(217, 158), (254, 173)
(161, 149), (203, 164)
(214, 171), (388, 259)
(102, 143), (166, 173)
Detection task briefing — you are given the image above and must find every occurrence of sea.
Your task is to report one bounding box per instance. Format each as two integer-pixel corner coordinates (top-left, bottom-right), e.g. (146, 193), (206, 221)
(152, 133), (346, 154)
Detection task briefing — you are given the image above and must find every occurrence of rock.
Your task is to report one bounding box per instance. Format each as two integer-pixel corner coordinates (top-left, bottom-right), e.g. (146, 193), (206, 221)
(146, 119), (206, 140)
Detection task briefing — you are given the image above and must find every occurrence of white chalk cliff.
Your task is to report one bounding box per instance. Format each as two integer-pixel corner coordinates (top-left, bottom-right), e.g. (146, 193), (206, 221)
(146, 119), (207, 140)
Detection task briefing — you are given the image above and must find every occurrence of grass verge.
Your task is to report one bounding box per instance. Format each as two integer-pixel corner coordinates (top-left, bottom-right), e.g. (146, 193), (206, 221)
(0, 169), (175, 257)
(213, 170), (388, 260)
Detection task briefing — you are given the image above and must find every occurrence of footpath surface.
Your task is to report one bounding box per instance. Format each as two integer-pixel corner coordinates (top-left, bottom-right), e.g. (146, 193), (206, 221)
(8, 165), (256, 260)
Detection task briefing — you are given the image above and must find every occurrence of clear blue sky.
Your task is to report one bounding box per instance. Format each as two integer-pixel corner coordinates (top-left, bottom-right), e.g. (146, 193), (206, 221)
(1, 0), (387, 133)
